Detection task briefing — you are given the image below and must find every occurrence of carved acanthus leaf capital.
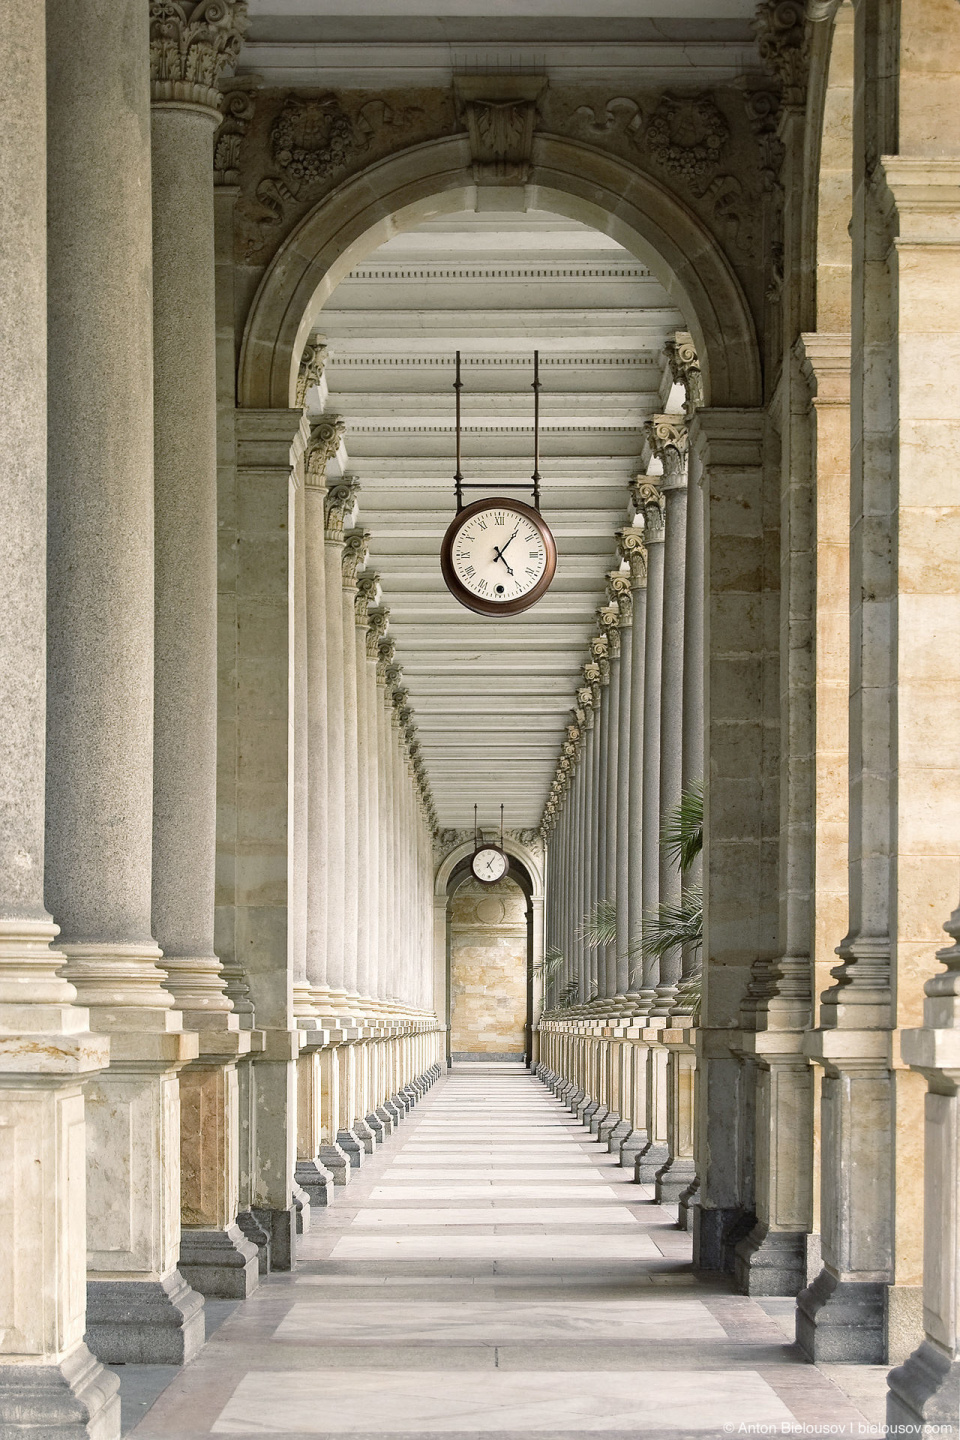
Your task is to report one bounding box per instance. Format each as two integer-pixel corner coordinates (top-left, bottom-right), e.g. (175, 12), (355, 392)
(576, 684), (595, 712)
(323, 473), (358, 540)
(377, 637), (397, 684)
(616, 527), (648, 591)
(306, 416), (345, 490)
(355, 573), (380, 628)
(630, 477), (665, 541)
(297, 342), (328, 410)
(607, 569), (633, 625)
(367, 606), (389, 659)
(341, 529), (371, 586)
(644, 415), (689, 488)
(664, 331), (704, 413)
(150, 0), (249, 111)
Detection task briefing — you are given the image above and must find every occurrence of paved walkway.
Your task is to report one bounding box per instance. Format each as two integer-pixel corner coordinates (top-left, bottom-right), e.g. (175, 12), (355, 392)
(129, 1062), (888, 1439)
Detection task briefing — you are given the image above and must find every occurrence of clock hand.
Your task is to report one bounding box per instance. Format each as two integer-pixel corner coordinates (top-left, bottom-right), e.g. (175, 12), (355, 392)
(499, 527), (519, 558)
(492, 545), (515, 576)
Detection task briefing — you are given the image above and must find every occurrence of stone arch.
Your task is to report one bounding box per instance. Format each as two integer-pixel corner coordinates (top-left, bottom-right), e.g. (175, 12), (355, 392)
(434, 836), (544, 901)
(237, 132), (761, 412)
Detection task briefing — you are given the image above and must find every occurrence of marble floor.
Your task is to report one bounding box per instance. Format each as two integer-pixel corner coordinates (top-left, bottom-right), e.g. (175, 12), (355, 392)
(127, 1063), (889, 1439)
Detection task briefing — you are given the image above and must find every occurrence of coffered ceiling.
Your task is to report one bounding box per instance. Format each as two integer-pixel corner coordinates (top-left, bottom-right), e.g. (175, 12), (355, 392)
(311, 210), (685, 831)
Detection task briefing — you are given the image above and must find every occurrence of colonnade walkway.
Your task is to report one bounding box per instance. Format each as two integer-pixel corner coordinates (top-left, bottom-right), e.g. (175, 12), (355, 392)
(128, 1064), (888, 1439)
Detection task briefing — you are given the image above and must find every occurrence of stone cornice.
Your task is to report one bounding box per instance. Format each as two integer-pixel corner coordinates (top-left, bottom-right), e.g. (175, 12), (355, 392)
(149, 0), (249, 112)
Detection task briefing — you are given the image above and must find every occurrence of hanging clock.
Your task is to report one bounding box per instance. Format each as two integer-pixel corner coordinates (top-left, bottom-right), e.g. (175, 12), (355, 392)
(471, 843), (509, 885)
(441, 350), (557, 617)
(441, 497), (557, 617)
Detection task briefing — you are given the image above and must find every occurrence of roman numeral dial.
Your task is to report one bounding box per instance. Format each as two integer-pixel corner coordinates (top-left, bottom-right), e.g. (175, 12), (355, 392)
(440, 497), (557, 618)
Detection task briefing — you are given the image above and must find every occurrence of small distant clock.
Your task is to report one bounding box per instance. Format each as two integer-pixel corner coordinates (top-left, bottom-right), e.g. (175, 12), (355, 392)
(440, 497), (557, 617)
(471, 845), (509, 885)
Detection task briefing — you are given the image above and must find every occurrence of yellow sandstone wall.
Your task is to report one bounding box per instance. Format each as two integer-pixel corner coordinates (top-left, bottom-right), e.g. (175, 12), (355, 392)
(449, 876), (528, 1057)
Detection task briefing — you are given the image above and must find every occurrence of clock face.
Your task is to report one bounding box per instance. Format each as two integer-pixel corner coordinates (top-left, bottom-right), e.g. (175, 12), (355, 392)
(440, 497), (557, 617)
(472, 846), (509, 884)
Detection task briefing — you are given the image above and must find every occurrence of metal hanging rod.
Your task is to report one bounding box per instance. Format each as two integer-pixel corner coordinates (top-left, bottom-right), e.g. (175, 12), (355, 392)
(453, 351), (543, 512)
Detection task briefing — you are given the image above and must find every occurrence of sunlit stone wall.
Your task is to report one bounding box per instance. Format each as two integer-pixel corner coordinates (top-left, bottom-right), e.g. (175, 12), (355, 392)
(450, 877), (528, 1059)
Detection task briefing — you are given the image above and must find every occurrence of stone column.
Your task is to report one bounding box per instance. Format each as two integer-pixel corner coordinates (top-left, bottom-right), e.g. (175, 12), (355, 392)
(618, 528), (647, 1002)
(579, 684), (597, 1002)
(637, 481), (665, 1011)
(600, 605), (621, 1002)
(340, 528), (369, 1012)
(647, 422), (688, 1013)
(46, 0), (204, 1364)
(149, 0), (258, 1303)
(689, 409), (771, 1275)
(319, 478), (357, 1014)
(227, 411), (311, 1272)
(610, 571), (633, 1004)
(0, 4), (118, 1428)
(889, 899), (960, 1429)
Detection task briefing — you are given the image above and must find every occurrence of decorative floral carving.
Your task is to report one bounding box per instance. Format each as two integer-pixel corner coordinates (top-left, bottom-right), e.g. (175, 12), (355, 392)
(573, 96), (643, 139)
(149, 0), (249, 109)
(644, 92), (729, 193)
(272, 95), (354, 186)
(754, 0), (808, 109)
(738, 82), (784, 192)
(214, 85), (256, 184)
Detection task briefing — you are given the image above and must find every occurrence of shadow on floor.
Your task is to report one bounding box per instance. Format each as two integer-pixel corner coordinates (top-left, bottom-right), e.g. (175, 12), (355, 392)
(106, 1299), (240, 1435)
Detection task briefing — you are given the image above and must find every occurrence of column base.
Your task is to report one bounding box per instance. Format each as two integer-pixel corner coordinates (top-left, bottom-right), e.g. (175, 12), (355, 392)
(352, 1117), (377, 1154)
(796, 1269), (886, 1363)
(179, 1224), (260, 1299)
(336, 1128), (366, 1168)
(603, 1118), (631, 1152)
(236, 1210), (272, 1273)
(655, 1156), (698, 1206)
(634, 1140), (669, 1184)
(693, 1204), (749, 1272)
(320, 1142), (353, 1186)
(617, 1128), (648, 1166)
(588, 1106), (610, 1136)
(295, 1158), (336, 1208)
(888, 1340), (960, 1435)
(0, 1344), (120, 1440)
(374, 1105), (396, 1134)
(293, 1180), (311, 1235)
(85, 1270), (205, 1365)
(364, 1111), (386, 1143)
(249, 1206), (299, 1273)
(734, 1224), (807, 1296)
(677, 1175), (700, 1232)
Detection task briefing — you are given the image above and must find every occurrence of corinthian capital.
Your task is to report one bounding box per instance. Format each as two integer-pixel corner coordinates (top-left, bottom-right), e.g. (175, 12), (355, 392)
(607, 569), (633, 625)
(150, 0), (249, 111)
(616, 527), (648, 588)
(754, 0), (807, 109)
(644, 415), (689, 489)
(377, 637), (397, 684)
(305, 416), (345, 491)
(355, 573), (380, 628)
(367, 605), (389, 659)
(664, 332), (704, 413)
(297, 343), (328, 410)
(323, 475), (359, 541)
(630, 477), (665, 542)
(341, 529), (371, 586)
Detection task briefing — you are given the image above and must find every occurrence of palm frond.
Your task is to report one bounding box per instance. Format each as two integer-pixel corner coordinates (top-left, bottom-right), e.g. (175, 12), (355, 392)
(556, 977), (582, 1009)
(673, 972), (702, 1021)
(535, 946), (565, 976)
(660, 780), (704, 874)
(638, 886), (703, 961)
(578, 898), (617, 949)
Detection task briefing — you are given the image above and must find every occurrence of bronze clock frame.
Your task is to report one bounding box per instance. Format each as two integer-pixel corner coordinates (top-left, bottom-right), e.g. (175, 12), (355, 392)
(440, 496), (557, 618)
(471, 843), (510, 885)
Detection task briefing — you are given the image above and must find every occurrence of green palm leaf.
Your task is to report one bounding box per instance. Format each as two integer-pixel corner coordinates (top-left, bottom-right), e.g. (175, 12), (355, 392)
(661, 780), (703, 873)
(578, 898), (618, 948)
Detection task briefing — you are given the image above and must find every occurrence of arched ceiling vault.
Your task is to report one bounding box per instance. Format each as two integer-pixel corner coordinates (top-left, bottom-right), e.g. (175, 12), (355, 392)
(310, 208), (685, 831)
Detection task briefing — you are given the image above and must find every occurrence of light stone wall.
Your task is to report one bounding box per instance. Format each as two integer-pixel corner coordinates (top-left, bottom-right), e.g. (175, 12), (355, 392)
(450, 878), (528, 1057)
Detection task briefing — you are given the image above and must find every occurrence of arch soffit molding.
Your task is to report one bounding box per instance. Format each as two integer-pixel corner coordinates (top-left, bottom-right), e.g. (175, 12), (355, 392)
(238, 132), (762, 413)
(434, 837), (544, 901)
